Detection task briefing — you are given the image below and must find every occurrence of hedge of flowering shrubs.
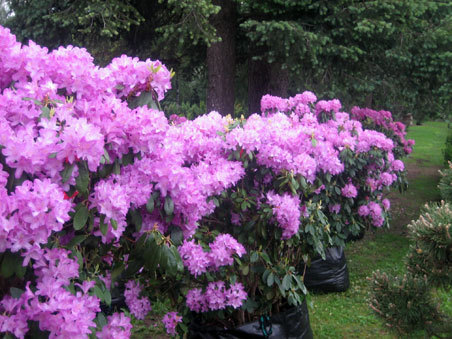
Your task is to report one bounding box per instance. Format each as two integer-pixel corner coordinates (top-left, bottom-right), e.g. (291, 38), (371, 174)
(0, 26), (412, 338)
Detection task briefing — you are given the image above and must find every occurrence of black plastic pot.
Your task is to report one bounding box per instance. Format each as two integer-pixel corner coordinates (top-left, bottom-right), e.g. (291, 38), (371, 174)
(188, 300), (313, 339)
(304, 246), (350, 293)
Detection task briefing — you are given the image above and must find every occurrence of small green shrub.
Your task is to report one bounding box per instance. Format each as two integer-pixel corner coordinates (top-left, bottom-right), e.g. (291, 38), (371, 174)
(369, 271), (440, 333)
(406, 202), (452, 288)
(369, 202), (452, 336)
(443, 129), (452, 165)
(438, 163), (452, 201)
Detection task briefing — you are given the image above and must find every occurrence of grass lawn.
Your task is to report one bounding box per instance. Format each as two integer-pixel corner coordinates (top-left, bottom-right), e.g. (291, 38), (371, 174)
(309, 121), (451, 338)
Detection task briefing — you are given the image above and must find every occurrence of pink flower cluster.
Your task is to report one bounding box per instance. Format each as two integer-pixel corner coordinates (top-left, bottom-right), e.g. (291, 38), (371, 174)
(162, 312), (183, 336)
(358, 201), (385, 227)
(266, 191), (302, 239)
(350, 106), (415, 155)
(341, 183), (358, 198)
(0, 178), (72, 254)
(0, 248), (100, 338)
(186, 282), (247, 313)
(178, 234), (246, 276)
(97, 312), (133, 339)
(124, 280), (151, 320)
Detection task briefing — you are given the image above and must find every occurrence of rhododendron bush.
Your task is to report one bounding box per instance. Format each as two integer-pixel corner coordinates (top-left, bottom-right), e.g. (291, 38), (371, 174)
(0, 26), (411, 338)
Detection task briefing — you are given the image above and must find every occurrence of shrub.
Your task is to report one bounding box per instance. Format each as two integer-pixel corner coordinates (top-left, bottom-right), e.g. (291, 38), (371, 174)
(0, 26), (408, 338)
(438, 162), (452, 201)
(369, 271), (441, 333)
(369, 202), (452, 336)
(444, 129), (452, 165)
(406, 202), (452, 288)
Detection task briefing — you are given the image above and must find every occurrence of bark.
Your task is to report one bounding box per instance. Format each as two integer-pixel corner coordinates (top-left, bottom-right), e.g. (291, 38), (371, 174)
(248, 59), (289, 114)
(269, 62), (289, 98)
(206, 0), (236, 115)
(248, 58), (270, 114)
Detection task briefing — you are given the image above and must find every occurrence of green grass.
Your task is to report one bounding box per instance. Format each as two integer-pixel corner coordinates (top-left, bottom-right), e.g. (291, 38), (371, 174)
(405, 121), (449, 167)
(309, 121), (451, 339)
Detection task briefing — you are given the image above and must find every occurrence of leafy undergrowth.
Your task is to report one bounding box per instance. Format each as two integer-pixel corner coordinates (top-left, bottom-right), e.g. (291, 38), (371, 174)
(131, 122), (451, 338)
(309, 121), (451, 338)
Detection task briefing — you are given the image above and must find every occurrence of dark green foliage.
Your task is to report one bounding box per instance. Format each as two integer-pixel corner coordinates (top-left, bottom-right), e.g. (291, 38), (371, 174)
(370, 202), (452, 336)
(438, 164), (452, 201)
(369, 271), (440, 333)
(163, 101), (206, 120)
(406, 202), (452, 289)
(444, 129), (452, 166)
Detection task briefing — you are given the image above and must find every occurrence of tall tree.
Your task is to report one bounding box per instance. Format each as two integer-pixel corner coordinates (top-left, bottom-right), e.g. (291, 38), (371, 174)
(206, 0), (236, 115)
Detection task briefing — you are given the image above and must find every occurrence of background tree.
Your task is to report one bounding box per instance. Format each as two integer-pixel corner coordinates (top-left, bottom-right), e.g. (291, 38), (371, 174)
(3, 0), (452, 120)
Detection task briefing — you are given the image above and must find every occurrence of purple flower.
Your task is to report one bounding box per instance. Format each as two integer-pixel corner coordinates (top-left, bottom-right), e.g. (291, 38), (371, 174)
(266, 191), (301, 239)
(124, 280), (151, 320)
(97, 312), (132, 339)
(380, 172), (394, 186)
(204, 281), (227, 310)
(329, 204), (341, 214)
(225, 282), (247, 309)
(382, 198), (390, 211)
(186, 288), (207, 313)
(162, 312), (182, 336)
(178, 239), (210, 277)
(391, 160), (404, 172)
(358, 205), (370, 217)
(341, 183), (357, 198)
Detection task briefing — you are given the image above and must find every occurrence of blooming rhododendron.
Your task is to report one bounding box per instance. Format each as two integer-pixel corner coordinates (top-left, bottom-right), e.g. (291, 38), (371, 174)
(0, 25), (411, 337)
(162, 312), (182, 336)
(124, 280), (151, 320)
(266, 191), (302, 239)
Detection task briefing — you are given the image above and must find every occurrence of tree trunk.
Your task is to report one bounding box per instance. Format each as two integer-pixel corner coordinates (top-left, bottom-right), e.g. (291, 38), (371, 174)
(206, 0), (236, 116)
(248, 60), (289, 114)
(269, 62), (289, 97)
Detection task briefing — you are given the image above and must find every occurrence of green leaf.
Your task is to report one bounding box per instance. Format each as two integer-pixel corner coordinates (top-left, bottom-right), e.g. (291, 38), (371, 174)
(111, 263), (125, 284)
(250, 251), (259, 263)
(96, 312), (108, 327)
(164, 196), (174, 215)
(130, 209), (143, 232)
(93, 285), (104, 300)
(75, 162), (90, 195)
(241, 265), (250, 276)
(10, 287), (24, 299)
(128, 91), (159, 110)
(113, 159), (120, 174)
(282, 274), (292, 290)
(170, 226), (183, 246)
(294, 275), (307, 295)
(260, 251), (271, 264)
(100, 215), (108, 235)
(1, 253), (14, 278)
(144, 238), (161, 272)
(103, 148), (111, 164)
(66, 235), (88, 248)
(267, 272), (275, 287)
(73, 205), (89, 230)
(40, 106), (51, 119)
(61, 163), (75, 183)
(146, 195), (155, 214)
(103, 288), (112, 306)
(110, 218), (118, 230)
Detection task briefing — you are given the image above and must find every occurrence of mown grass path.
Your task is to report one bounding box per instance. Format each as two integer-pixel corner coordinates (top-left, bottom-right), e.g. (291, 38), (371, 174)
(309, 121), (450, 338)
